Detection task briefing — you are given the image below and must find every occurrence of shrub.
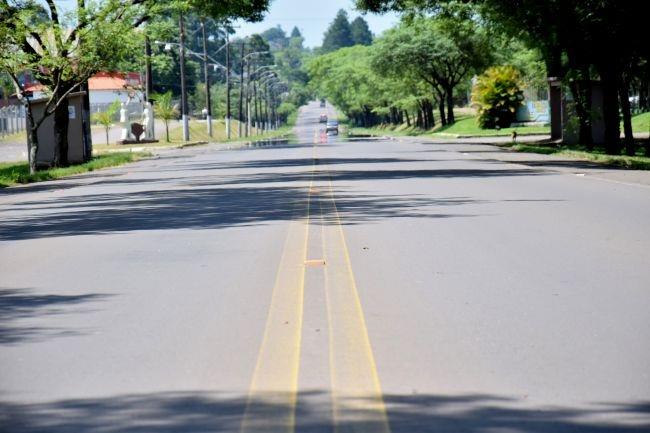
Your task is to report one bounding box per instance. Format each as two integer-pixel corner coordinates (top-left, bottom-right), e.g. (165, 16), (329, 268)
(472, 65), (524, 129)
(151, 92), (178, 142)
(91, 100), (121, 145)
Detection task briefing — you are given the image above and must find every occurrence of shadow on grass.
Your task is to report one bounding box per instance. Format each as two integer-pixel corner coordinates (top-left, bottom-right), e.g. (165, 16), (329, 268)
(0, 391), (648, 433)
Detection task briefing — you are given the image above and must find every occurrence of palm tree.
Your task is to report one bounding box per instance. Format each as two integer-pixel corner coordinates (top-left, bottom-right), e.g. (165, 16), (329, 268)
(91, 100), (120, 145)
(152, 92), (178, 142)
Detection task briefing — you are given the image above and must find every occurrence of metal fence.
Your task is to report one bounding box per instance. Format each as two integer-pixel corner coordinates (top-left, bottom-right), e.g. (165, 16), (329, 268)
(90, 101), (144, 123)
(0, 105), (26, 138)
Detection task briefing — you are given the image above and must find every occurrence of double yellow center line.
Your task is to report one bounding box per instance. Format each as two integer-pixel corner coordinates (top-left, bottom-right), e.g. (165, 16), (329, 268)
(240, 142), (390, 433)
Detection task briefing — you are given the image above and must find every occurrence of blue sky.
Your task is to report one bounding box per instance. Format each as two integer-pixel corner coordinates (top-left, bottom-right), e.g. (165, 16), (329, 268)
(234, 0), (400, 48)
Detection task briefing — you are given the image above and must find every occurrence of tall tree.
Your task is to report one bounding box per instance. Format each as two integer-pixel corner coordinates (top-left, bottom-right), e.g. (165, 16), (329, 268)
(321, 9), (354, 53)
(356, 0), (648, 154)
(350, 16), (373, 46)
(0, 0), (143, 172)
(372, 16), (489, 125)
(261, 25), (288, 50)
(290, 26), (302, 39)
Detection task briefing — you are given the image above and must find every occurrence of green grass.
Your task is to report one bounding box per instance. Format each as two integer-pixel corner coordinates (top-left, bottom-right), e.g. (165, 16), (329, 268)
(0, 152), (150, 188)
(505, 143), (650, 170)
(0, 131), (25, 144)
(630, 112), (650, 134)
(433, 116), (550, 137)
(348, 113), (550, 138)
(167, 116), (297, 144)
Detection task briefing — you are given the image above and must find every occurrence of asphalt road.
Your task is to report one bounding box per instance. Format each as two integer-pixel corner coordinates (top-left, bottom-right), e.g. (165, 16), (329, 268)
(1, 102), (649, 432)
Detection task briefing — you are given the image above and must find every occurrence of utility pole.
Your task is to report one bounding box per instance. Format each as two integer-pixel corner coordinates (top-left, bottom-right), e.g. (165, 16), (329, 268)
(246, 59), (251, 137)
(226, 32), (231, 139)
(253, 80), (260, 135)
(264, 83), (270, 133)
(200, 17), (212, 137)
(77, 0), (92, 161)
(238, 41), (245, 138)
(144, 37), (153, 102)
(179, 12), (190, 142)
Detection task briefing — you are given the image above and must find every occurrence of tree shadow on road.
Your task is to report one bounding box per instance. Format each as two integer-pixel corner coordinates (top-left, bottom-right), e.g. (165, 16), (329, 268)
(0, 152), (551, 241)
(1, 390), (648, 433)
(0, 185), (484, 241)
(0, 288), (111, 345)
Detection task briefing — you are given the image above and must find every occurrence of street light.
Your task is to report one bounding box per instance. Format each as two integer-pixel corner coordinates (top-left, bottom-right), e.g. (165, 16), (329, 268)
(253, 72), (279, 133)
(178, 14), (189, 142)
(237, 50), (270, 137)
(248, 66), (277, 135)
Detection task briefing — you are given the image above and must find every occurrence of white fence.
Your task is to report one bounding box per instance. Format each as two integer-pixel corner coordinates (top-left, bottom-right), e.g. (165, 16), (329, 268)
(0, 105), (26, 138)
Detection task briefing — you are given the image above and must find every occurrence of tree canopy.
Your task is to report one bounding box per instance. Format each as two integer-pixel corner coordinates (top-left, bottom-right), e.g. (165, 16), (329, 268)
(321, 9), (354, 53)
(350, 17), (373, 46)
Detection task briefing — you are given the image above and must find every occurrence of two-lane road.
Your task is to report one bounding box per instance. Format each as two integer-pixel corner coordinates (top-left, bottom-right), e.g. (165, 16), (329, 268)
(1, 102), (649, 432)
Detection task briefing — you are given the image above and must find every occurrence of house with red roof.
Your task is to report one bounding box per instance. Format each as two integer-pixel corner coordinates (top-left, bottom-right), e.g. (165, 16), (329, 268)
(22, 72), (144, 106)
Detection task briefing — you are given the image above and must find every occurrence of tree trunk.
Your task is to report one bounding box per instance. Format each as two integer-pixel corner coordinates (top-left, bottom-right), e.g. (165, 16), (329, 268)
(27, 127), (38, 174)
(405, 110), (411, 127)
(438, 100), (446, 126)
(446, 87), (455, 124)
(600, 67), (622, 155)
(568, 76), (593, 150)
(619, 78), (635, 156)
(165, 120), (170, 142)
(53, 89), (70, 167)
(105, 127), (110, 145)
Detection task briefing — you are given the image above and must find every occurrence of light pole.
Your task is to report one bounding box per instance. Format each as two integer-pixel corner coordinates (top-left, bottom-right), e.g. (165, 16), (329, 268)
(155, 36), (233, 139)
(249, 66), (276, 135)
(237, 50), (270, 137)
(259, 74), (280, 132)
(178, 13), (189, 142)
(238, 42), (245, 138)
(200, 18), (212, 137)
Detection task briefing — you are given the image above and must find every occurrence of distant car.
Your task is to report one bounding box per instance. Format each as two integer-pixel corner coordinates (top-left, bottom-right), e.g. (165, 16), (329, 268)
(319, 99), (326, 108)
(319, 113), (328, 123)
(326, 120), (339, 134)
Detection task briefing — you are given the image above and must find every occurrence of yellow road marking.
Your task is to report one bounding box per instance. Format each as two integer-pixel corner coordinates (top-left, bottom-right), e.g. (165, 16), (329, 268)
(241, 139), (390, 433)
(240, 172), (315, 433)
(320, 176), (391, 433)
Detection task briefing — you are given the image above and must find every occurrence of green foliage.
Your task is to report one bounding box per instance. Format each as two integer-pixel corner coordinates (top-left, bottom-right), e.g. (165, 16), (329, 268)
(188, 0), (271, 22)
(151, 91), (178, 142)
(277, 102), (297, 122)
(350, 17), (373, 46)
(321, 9), (354, 53)
(471, 66), (525, 129)
(492, 38), (547, 89)
(92, 100), (121, 145)
(261, 25), (289, 50)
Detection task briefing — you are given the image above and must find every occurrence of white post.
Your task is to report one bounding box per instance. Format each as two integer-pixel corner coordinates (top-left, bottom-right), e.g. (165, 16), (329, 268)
(119, 102), (129, 141)
(247, 101), (251, 136)
(182, 114), (189, 141)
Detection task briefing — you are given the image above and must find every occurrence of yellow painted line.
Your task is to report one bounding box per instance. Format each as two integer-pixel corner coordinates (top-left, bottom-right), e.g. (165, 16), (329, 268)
(240, 168), (316, 433)
(320, 174), (391, 433)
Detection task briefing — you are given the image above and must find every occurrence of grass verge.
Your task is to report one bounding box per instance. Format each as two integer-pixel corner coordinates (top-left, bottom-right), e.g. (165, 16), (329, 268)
(433, 116), (550, 136)
(348, 114), (550, 138)
(0, 152), (150, 188)
(348, 112), (650, 139)
(505, 143), (650, 170)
